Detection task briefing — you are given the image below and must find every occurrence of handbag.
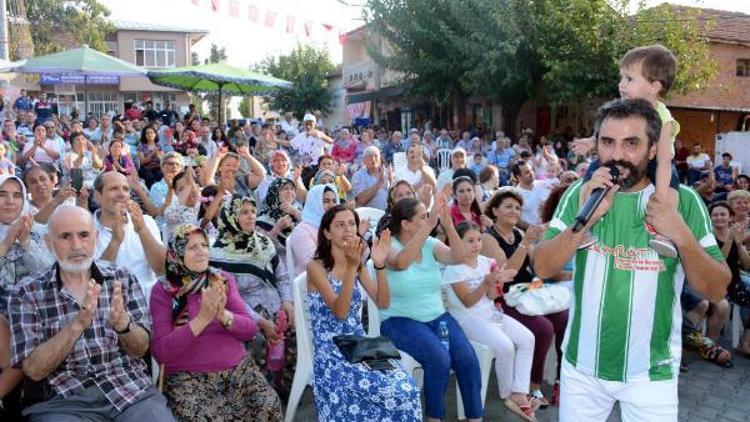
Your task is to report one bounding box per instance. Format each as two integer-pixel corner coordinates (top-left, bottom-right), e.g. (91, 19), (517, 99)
(332, 335), (401, 364)
(504, 282), (571, 316)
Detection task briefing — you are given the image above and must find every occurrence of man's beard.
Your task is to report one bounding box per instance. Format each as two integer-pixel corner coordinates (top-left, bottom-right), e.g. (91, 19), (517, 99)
(601, 158), (649, 190)
(53, 250), (94, 273)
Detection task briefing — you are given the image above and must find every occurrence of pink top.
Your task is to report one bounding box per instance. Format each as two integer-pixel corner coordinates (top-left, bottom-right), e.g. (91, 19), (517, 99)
(332, 140), (357, 163)
(288, 221), (318, 277)
(450, 204), (481, 227)
(150, 273), (258, 374)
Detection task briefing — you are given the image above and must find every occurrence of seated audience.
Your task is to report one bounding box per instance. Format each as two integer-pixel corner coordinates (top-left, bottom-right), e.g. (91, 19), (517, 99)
(10, 206), (174, 421)
(307, 205), (421, 421)
(150, 224), (282, 421)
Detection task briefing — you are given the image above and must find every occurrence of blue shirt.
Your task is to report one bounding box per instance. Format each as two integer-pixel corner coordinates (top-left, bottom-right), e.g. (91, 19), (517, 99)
(489, 148), (514, 169)
(351, 167), (389, 209)
(714, 165), (734, 186)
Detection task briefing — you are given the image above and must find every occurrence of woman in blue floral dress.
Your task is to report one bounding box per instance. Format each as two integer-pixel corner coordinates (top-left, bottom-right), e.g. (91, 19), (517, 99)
(307, 205), (422, 422)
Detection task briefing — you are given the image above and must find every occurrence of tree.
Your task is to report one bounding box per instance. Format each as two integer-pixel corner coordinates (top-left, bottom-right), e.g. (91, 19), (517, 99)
(11, 0), (115, 59)
(255, 45), (335, 120)
(238, 96), (254, 118)
(203, 44), (229, 122)
(363, 0), (718, 135)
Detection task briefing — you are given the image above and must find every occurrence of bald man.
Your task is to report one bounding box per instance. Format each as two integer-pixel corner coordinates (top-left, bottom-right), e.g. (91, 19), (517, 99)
(9, 205), (174, 421)
(94, 171), (165, 299)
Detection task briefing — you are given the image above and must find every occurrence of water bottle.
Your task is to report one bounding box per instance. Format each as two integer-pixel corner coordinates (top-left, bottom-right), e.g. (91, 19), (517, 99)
(266, 310), (287, 372)
(438, 321), (449, 352)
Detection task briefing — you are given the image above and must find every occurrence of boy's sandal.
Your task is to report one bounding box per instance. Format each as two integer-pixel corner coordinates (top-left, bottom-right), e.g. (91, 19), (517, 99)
(504, 398), (537, 422)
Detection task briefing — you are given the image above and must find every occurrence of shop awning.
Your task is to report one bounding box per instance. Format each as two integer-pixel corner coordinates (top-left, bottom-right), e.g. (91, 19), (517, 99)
(346, 85), (407, 103)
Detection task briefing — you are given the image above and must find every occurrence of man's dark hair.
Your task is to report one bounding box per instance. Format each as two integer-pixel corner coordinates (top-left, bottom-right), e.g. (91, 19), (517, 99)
(722, 152), (733, 160)
(594, 98), (662, 147)
(511, 160), (529, 178)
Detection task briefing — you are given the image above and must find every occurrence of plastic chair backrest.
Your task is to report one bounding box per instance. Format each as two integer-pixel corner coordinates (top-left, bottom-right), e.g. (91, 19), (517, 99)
(437, 148), (452, 174)
(286, 236), (298, 281)
(364, 259), (382, 337)
(356, 207), (385, 233)
(292, 272), (313, 364)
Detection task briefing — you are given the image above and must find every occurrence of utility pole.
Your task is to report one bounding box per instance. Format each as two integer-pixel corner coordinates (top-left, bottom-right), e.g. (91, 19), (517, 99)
(0, 0), (7, 61)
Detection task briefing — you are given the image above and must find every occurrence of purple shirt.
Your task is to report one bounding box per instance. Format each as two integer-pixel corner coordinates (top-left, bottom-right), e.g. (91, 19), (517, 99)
(150, 273), (258, 375)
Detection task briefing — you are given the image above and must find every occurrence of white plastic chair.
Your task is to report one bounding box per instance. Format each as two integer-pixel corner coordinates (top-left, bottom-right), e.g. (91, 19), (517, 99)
(285, 237), (298, 282)
(355, 207), (386, 235)
(363, 269), (493, 420)
(436, 148), (452, 175)
(285, 273), (313, 422)
(393, 152), (407, 174)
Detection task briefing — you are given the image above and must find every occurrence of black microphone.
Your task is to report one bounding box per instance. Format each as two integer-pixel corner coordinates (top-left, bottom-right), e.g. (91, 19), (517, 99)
(571, 164), (620, 233)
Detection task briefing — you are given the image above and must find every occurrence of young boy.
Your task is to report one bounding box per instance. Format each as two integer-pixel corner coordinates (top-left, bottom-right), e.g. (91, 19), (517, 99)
(577, 44), (681, 257)
(470, 152), (485, 177)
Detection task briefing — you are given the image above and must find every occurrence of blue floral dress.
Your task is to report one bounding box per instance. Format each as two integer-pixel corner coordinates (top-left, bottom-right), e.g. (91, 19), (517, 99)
(308, 273), (422, 422)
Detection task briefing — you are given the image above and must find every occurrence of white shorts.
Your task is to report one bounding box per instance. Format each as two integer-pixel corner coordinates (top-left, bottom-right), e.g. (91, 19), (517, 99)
(559, 359), (678, 422)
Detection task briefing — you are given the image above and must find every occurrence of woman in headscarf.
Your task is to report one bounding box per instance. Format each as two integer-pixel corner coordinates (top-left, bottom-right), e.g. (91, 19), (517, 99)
(288, 184), (339, 277)
(209, 194), (296, 398)
(256, 177), (300, 256)
(150, 224), (283, 421)
(0, 175), (53, 418)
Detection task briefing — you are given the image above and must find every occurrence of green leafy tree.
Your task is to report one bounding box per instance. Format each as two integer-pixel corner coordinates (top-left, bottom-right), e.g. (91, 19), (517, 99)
(12, 0), (115, 59)
(203, 44), (229, 122)
(238, 96), (254, 118)
(255, 45), (335, 119)
(364, 0), (718, 134)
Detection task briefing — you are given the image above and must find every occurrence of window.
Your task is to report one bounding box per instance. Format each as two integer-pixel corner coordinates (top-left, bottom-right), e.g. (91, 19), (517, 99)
(134, 40), (176, 68)
(737, 59), (750, 77)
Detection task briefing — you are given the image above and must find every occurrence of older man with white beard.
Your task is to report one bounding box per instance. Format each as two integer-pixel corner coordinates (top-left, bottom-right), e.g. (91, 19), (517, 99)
(9, 206), (175, 421)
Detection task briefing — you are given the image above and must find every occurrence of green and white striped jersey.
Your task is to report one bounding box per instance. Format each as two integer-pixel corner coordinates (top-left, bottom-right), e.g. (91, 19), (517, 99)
(544, 181), (723, 382)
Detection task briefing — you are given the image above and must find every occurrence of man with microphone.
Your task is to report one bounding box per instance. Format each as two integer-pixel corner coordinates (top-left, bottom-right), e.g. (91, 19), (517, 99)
(534, 98), (730, 422)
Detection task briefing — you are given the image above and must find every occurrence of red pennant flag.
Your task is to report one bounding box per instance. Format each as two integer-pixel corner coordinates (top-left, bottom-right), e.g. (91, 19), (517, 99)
(229, 0), (239, 17)
(191, 0), (200, 5)
(210, 0), (220, 12)
(265, 11), (277, 28)
(286, 15), (295, 34)
(247, 4), (260, 22)
(322, 23), (334, 32)
(338, 30), (347, 45)
(304, 20), (314, 37)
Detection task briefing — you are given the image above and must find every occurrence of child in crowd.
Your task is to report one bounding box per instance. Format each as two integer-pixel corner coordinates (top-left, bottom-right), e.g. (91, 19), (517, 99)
(470, 153), (485, 178)
(443, 221), (538, 422)
(576, 44), (682, 257)
(0, 142), (16, 175)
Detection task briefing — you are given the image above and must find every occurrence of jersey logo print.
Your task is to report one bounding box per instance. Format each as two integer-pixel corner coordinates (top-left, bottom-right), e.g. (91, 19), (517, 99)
(590, 244), (666, 272)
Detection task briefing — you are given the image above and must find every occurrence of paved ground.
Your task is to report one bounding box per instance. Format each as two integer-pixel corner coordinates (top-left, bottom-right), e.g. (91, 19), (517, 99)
(291, 331), (750, 421)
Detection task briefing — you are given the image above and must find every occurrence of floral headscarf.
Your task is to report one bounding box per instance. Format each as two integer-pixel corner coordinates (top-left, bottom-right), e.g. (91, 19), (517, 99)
(312, 169), (336, 187)
(211, 195), (280, 287)
(163, 223), (224, 321)
(259, 177), (297, 222)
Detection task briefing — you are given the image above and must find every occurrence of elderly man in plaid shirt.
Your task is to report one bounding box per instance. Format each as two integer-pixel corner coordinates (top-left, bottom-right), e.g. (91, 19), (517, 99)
(8, 206), (174, 421)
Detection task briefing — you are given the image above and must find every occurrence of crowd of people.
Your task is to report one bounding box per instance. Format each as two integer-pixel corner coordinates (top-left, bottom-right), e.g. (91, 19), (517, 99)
(0, 46), (745, 422)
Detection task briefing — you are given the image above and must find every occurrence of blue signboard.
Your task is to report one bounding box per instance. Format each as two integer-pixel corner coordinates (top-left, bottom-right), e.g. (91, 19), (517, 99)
(40, 73), (120, 85)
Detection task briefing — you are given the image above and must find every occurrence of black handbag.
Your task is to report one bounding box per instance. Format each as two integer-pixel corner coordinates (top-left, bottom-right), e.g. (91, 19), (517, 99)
(332, 335), (401, 364)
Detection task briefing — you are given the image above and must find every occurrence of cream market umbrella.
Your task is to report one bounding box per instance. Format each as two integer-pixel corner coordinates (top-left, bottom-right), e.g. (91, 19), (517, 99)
(9, 45), (146, 115)
(147, 63), (292, 124)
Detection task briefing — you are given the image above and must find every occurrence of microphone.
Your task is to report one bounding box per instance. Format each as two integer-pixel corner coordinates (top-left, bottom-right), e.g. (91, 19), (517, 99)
(571, 164), (620, 233)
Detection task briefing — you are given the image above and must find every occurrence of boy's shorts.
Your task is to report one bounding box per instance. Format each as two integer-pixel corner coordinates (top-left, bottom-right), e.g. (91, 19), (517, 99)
(584, 158), (680, 190)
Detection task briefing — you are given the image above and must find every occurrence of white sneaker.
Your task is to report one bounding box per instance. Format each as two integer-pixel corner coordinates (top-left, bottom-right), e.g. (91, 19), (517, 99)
(650, 235), (678, 258)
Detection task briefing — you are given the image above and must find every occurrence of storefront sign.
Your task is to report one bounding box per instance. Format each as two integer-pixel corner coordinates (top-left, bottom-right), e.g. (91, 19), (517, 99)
(40, 73), (120, 85)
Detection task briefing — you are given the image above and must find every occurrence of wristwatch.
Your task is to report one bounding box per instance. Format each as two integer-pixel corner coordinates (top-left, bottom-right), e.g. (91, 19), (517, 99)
(114, 319), (132, 335)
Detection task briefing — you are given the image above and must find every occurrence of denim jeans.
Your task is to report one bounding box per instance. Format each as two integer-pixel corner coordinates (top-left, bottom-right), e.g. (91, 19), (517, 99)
(381, 312), (483, 419)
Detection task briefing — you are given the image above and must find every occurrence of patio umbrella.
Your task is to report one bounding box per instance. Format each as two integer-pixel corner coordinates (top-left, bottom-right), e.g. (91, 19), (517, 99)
(9, 45), (146, 115)
(147, 63), (292, 125)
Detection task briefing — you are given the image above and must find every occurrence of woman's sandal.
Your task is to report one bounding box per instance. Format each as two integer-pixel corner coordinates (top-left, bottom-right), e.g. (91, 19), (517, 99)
(531, 390), (549, 408)
(504, 398), (537, 422)
(699, 342), (734, 368)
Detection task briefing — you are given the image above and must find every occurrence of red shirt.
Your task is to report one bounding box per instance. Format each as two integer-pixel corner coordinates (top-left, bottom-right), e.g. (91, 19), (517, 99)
(450, 204), (481, 227)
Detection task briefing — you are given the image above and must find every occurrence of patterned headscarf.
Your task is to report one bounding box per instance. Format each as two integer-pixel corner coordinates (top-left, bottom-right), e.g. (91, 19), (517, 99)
(162, 224), (224, 321)
(312, 169), (336, 187)
(259, 177), (297, 222)
(211, 195), (280, 287)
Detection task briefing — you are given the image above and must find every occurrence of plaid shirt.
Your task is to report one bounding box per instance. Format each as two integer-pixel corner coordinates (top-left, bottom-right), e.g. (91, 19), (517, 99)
(9, 260), (153, 412)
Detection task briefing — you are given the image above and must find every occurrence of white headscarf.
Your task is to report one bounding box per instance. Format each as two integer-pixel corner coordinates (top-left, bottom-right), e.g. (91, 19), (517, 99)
(301, 184), (338, 228)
